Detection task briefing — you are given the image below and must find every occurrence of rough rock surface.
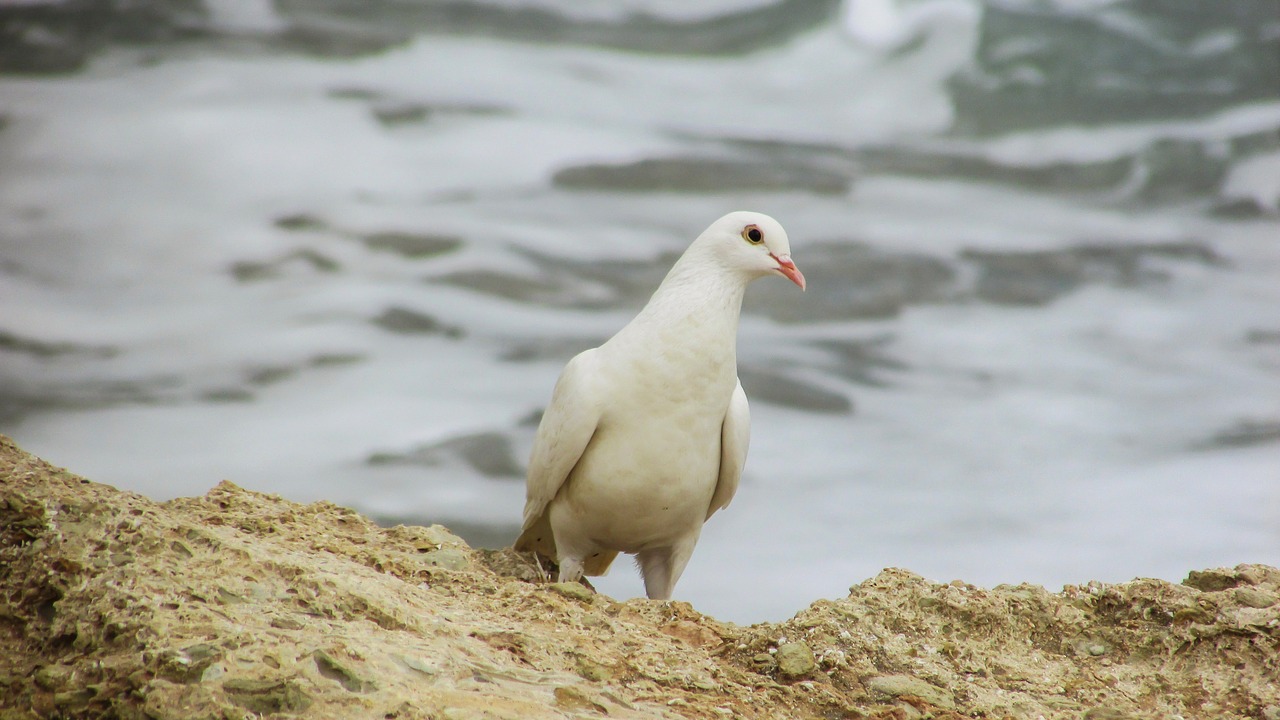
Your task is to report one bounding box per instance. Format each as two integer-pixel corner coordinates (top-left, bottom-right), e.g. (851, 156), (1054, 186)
(1, 434), (1277, 719)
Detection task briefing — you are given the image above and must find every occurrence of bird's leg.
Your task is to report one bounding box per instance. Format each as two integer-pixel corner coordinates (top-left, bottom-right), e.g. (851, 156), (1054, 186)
(557, 556), (586, 584)
(635, 549), (675, 600)
(636, 539), (698, 600)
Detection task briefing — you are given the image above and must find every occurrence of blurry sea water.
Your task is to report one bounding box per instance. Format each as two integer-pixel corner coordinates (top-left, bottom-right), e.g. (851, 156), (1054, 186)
(1, 0), (1278, 622)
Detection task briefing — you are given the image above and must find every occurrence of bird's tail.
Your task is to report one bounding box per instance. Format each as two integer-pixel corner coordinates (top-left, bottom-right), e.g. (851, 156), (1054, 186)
(513, 512), (556, 558)
(583, 550), (619, 576)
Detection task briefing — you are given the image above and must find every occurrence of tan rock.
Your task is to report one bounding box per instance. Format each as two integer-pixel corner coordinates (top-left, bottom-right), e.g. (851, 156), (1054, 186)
(1, 434), (1277, 720)
(774, 642), (816, 678)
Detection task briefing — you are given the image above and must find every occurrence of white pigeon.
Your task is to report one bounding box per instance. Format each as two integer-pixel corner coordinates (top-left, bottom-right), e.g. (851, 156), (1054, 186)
(514, 211), (805, 600)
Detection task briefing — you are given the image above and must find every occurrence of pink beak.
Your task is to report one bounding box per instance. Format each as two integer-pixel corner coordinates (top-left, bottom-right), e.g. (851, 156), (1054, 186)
(772, 253), (806, 291)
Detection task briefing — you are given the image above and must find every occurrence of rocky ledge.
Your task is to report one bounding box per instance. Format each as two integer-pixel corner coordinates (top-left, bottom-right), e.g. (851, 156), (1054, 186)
(1, 434), (1277, 719)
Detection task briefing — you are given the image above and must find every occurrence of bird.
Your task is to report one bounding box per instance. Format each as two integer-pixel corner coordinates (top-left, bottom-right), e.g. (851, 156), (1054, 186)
(514, 211), (805, 600)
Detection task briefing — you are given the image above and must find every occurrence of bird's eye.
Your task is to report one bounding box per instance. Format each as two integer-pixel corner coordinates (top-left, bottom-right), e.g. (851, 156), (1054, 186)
(742, 225), (764, 244)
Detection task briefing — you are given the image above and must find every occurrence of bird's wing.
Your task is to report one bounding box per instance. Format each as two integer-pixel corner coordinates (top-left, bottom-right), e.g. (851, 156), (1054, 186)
(707, 378), (750, 520)
(518, 349), (602, 535)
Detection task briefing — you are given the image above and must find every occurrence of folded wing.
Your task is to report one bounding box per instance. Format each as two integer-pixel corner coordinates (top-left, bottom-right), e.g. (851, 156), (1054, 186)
(514, 349), (602, 558)
(707, 378), (750, 520)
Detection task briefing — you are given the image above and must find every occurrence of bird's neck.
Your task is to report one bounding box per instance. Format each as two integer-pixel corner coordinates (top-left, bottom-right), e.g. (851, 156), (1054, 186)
(649, 261), (747, 322)
(616, 246), (749, 362)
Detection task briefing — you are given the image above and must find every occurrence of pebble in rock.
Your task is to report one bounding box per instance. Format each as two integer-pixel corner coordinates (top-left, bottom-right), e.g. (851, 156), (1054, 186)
(775, 642), (816, 678)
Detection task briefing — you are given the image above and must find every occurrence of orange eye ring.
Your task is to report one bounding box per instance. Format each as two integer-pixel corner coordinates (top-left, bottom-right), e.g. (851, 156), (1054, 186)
(742, 225), (764, 244)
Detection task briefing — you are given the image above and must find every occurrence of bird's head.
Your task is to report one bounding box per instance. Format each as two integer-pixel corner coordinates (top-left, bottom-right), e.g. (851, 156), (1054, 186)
(699, 210), (806, 290)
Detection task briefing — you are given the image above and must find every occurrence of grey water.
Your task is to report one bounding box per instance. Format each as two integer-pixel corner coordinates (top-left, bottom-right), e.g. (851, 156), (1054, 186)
(1, 0), (1278, 622)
